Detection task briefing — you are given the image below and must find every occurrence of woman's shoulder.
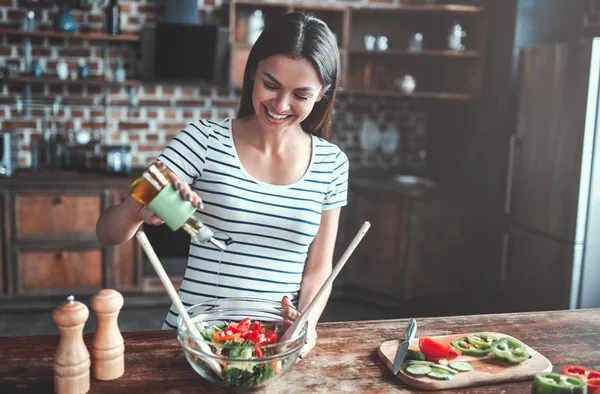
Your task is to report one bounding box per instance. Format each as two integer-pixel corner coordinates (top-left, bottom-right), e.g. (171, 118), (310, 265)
(187, 118), (231, 135)
(313, 136), (348, 164)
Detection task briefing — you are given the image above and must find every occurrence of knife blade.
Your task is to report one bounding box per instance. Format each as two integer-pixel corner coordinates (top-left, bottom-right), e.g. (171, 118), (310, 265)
(392, 318), (417, 374)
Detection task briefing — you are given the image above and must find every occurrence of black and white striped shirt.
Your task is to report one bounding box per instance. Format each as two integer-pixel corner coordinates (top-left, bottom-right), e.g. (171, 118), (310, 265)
(158, 118), (349, 329)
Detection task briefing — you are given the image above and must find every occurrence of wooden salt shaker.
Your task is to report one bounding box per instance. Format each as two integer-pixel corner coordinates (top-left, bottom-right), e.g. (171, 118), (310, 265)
(53, 295), (91, 394)
(91, 289), (125, 380)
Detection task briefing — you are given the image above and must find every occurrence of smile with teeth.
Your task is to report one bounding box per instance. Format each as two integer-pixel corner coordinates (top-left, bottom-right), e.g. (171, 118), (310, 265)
(265, 106), (291, 120)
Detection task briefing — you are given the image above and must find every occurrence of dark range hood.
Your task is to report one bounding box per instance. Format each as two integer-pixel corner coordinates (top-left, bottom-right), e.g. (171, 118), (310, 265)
(140, 23), (230, 85)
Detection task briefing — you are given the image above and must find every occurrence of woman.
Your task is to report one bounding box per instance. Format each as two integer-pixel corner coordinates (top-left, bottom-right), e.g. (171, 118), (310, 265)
(96, 12), (348, 359)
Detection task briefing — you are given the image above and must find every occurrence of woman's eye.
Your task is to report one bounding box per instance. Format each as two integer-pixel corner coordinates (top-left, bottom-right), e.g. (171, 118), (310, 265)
(294, 94), (309, 101)
(263, 82), (277, 90)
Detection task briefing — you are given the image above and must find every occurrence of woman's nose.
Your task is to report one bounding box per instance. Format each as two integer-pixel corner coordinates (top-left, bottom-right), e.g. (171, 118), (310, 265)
(272, 92), (291, 113)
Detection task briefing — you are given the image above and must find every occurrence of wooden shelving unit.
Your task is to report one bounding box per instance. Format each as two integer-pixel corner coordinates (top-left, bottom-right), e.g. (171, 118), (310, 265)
(229, 0), (487, 100)
(341, 88), (473, 101)
(0, 27), (140, 42)
(0, 76), (141, 87)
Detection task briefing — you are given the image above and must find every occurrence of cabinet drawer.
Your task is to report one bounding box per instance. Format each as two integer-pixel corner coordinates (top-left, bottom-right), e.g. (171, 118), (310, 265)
(16, 193), (101, 237)
(20, 249), (102, 291)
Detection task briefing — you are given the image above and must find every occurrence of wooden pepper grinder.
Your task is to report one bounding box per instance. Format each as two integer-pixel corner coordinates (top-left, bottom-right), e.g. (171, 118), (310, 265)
(91, 289), (125, 380)
(53, 295), (91, 394)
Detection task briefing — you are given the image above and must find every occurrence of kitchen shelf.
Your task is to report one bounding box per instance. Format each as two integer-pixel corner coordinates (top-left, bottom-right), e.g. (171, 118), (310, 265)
(349, 49), (480, 57)
(233, 0), (482, 13)
(0, 27), (140, 42)
(1, 76), (141, 87)
(353, 4), (483, 13)
(341, 88), (474, 101)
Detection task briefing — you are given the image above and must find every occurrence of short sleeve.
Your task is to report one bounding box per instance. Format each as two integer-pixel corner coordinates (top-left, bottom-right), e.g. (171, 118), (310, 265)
(323, 149), (349, 211)
(157, 120), (211, 184)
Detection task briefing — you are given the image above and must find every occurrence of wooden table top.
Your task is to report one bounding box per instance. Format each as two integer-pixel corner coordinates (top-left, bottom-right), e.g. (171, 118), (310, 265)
(1, 309), (599, 393)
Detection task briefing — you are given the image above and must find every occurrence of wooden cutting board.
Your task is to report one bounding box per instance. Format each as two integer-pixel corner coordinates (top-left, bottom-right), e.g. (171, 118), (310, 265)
(378, 332), (552, 390)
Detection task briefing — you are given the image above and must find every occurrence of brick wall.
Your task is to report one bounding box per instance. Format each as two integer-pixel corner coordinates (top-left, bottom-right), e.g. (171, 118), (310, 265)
(0, 0), (427, 172)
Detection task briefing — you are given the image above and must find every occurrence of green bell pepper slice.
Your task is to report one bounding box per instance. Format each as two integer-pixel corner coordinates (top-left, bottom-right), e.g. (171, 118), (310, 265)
(466, 333), (497, 349)
(451, 337), (491, 357)
(532, 373), (587, 394)
(490, 337), (529, 364)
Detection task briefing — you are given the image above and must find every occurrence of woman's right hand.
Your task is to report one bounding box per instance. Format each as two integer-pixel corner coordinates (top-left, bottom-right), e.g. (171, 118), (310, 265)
(155, 161), (204, 209)
(132, 161), (204, 226)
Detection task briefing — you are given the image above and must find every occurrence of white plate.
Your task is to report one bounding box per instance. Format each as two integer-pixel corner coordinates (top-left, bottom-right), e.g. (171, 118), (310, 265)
(380, 124), (400, 155)
(359, 119), (381, 152)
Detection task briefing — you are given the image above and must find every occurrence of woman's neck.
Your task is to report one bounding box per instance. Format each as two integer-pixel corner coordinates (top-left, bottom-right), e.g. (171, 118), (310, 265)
(235, 115), (307, 157)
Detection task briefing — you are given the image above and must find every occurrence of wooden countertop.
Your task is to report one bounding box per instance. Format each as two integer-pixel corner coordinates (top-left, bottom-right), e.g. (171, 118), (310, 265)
(1, 309), (599, 393)
(0, 170), (138, 189)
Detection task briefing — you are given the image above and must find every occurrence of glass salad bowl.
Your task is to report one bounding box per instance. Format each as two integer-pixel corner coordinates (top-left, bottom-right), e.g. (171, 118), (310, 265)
(176, 297), (308, 389)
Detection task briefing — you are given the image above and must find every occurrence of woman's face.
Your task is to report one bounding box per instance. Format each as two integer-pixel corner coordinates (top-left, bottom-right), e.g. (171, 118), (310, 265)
(252, 54), (324, 133)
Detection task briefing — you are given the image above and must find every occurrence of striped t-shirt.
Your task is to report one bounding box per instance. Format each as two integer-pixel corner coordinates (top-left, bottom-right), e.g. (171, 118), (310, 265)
(157, 118), (349, 329)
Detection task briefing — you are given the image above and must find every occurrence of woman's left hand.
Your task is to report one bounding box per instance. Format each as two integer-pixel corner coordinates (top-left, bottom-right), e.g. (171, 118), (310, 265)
(281, 296), (317, 361)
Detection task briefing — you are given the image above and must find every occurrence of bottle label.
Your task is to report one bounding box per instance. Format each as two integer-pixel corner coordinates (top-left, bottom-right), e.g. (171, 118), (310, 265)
(147, 183), (196, 231)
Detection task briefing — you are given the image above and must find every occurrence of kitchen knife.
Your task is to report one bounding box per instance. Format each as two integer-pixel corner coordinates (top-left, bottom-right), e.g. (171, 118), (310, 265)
(392, 318), (417, 374)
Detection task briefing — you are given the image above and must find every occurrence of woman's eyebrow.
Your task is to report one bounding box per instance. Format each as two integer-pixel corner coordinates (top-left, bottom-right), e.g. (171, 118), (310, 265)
(262, 72), (318, 92)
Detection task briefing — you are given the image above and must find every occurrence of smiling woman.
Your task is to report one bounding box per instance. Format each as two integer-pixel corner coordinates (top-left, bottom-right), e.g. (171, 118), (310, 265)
(96, 12), (348, 362)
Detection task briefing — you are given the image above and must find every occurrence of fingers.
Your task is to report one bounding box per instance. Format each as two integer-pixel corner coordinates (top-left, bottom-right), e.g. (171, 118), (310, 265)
(138, 206), (164, 226)
(155, 160), (204, 210)
(298, 328), (317, 361)
(281, 296), (299, 319)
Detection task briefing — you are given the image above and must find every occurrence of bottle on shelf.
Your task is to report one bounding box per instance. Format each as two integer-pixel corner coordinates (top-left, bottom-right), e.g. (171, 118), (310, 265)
(105, 0), (120, 35)
(128, 163), (228, 250)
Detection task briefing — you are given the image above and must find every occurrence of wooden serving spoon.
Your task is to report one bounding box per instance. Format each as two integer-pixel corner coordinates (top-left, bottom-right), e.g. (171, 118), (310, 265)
(135, 231), (222, 375)
(279, 221), (372, 344)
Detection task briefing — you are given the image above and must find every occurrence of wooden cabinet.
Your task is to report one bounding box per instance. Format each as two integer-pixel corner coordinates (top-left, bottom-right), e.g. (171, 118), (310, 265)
(340, 182), (478, 315)
(229, 0), (487, 100)
(0, 172), (146, 311)
(15, 193), (101, 237)
(20, 249), (103, 291)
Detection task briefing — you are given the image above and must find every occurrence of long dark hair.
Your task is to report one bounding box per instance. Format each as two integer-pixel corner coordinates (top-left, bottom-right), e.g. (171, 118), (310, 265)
(237, 12), (340, 140)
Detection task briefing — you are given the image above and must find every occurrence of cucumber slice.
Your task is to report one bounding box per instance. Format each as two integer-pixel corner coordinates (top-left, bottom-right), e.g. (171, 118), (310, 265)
(407, 360), (435, 366)
(431, 364), (458, 374)
(405, 364), (432, 376)
(438, 359), (449, 366)
(449, 361), (474, 372)
(428, 370), (453, 380)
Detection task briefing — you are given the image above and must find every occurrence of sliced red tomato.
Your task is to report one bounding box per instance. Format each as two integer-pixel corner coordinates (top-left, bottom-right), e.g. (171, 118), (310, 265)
(419, 337), (461, 361)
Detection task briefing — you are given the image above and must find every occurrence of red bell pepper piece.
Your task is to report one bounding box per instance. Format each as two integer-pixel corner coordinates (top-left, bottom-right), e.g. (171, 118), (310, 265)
(562, 365), (600, 392)
(212, 329), (241, 342)
(265, 331), (279, 344)
(562, 365), (588, 381)
(419, 337), (461, 362)
(588, 370), (600, 392)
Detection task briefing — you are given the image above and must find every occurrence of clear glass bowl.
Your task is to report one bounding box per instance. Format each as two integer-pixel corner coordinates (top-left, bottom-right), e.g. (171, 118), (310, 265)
(176, 297), (307, 389)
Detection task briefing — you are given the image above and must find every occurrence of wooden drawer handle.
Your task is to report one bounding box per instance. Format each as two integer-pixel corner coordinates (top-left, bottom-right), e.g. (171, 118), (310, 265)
(55, 251), (65, 260)
(52, 196), (63, 205)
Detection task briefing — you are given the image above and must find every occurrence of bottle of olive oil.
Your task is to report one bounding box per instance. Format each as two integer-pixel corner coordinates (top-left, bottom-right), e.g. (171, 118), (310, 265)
(129, 163), (226, 250)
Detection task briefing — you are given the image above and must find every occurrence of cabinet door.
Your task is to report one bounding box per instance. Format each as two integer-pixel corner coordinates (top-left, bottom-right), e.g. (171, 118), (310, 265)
(404, 197), (474, 299)
(19, 249), (103, 292)
(15, 192), (101, 237)
(342, 188), (406, 298)
(0, 193), (4, 293)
